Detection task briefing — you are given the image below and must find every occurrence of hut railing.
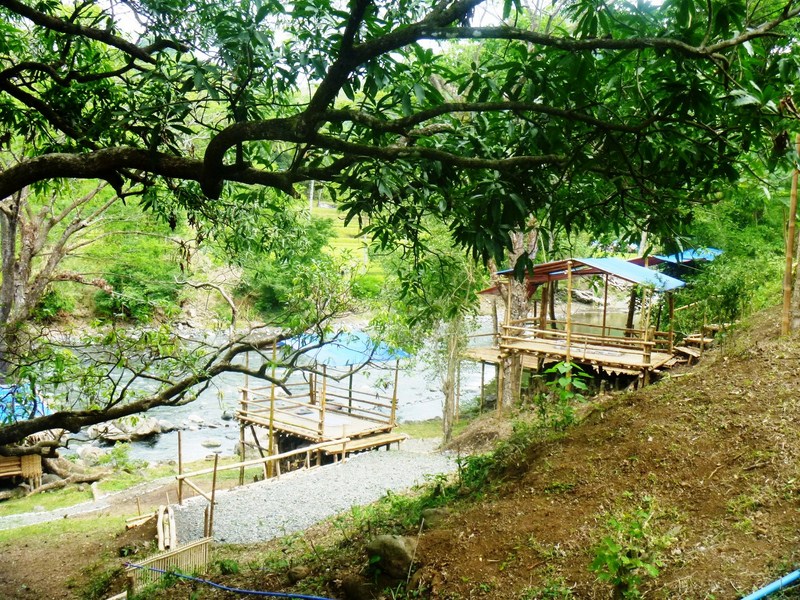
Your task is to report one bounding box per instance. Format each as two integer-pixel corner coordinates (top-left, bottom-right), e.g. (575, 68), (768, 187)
(502, 322), (657, 364)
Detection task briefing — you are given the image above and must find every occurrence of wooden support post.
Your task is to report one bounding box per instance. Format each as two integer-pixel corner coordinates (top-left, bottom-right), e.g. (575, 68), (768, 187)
(268, 390), (275, 478)
(207, 454), (219, 539)
(480, 362), (485, 414)
(348, 373), (354, 414)
(497, 360), (504, 412)
(539, 281), (549, 331)
(391, 360), (399, 426)
(565, 261), (573, 366)
(319, 366), (327, 439)
(602, 274), (609, 338)
(668, 294), (675, 353)
(238, 420), (245, 486)
(177, 431), (184, 505)
(250, 425), (268, 479)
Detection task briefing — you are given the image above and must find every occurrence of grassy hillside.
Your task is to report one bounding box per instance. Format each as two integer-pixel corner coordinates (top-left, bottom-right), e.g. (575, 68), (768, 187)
(5, 307), (798, 599)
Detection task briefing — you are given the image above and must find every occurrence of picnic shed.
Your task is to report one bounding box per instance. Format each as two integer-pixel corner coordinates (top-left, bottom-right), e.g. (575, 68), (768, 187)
(466, 257), (687, 400)
(236, 331), (411, 459)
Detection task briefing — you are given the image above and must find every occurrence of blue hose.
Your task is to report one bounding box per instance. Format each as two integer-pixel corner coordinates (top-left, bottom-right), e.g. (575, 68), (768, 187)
(124, 562), (336, 599)
(741, 569), (800, 600)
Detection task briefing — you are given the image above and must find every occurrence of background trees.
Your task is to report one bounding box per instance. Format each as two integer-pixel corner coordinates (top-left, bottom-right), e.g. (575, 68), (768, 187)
(3, 0), (800, 452)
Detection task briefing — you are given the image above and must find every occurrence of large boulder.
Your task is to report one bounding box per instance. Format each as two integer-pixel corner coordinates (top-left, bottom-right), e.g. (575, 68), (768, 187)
(365, 535), (418, 578)
(87, 417), (161, 443)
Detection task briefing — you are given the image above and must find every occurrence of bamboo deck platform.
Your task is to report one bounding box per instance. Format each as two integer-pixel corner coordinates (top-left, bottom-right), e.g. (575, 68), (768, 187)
(464, 340), (673, 376)
(238, 404), (391, 442)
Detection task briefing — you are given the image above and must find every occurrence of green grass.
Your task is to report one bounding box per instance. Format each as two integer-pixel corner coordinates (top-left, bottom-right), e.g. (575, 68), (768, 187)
(311, 205), (384, 280)
(0, 514), (126, 544)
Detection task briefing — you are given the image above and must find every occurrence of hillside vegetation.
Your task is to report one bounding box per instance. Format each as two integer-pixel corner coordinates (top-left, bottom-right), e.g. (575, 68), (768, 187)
(27, 305), (791, 600)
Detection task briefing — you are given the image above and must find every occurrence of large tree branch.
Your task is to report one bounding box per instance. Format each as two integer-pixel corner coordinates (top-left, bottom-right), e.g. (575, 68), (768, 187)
(324, 102), (656, 135)
(0, 147), (298, 201)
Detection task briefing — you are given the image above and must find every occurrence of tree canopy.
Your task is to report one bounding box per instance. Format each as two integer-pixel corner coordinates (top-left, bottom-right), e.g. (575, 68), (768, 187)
(2, 0), (799, 263)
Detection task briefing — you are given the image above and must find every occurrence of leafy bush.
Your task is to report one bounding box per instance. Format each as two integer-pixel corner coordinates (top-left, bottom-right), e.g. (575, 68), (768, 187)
(590, 497), (676, 599)
(94, 262), (181, 322)
(31, 289), (75, 322)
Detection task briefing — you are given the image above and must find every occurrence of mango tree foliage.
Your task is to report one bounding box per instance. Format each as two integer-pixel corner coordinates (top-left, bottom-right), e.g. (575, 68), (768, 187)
(1, 0), (799, 265)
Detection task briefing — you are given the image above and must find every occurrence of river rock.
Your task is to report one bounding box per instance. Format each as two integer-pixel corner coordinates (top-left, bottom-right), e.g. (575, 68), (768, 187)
(77, 445), (107, 465)
(420, 507), (451, 529)
(87, 417), (161, 443)
(129, 417), (162, 440)
(221, 411), (234, 421)
(158, 419), (177, 433)
(187, 414), (205, 424)
(365, 535), (417, 578)
(201, 439), (222, 448)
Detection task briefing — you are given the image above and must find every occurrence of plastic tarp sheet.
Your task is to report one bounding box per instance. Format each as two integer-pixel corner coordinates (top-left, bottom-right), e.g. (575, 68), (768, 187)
(655, 247), (723, 264)
(0, 384), (49, 424)
(576, 257), (685, 291)
(280, 331), (410, 367)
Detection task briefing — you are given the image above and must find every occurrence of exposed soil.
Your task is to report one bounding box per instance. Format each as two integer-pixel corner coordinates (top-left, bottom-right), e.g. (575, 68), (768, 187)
(2, 307), (800, 599)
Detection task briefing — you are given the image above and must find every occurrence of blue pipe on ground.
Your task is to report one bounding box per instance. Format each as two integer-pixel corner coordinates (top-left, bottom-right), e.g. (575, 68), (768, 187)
(741, 569), (800, 600)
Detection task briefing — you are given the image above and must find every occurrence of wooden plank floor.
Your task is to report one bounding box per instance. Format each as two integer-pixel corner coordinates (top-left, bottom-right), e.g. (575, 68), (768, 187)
(464, 340), (673, 372)
(238, 405), (390, 442)
(503, 338), (673, 370)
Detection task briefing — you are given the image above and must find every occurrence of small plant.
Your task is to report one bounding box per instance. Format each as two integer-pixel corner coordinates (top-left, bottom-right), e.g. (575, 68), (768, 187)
(535, 362), (590, 430)
(97, 442), (147, 473)
(590, 497), (676, 599)
(215, 558), (240, 575)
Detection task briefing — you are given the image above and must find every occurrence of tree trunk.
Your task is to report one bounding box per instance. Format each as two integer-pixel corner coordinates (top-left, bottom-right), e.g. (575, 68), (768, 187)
(441, 318), (462, 444)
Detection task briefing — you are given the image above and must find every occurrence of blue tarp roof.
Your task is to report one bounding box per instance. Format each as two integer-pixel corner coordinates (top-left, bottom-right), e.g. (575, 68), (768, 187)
(0, 385), (49, 425)
(655, 247), (723, 264)
(576, 257), (685, 292)
(495, 256), (685, 292)
(280, 331), (410, 367)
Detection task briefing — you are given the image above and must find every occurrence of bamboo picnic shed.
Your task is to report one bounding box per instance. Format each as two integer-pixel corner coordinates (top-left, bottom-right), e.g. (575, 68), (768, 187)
(237, 331), (411, 460)
(0, 385), (47, 489)
(466, 257), (687, 402)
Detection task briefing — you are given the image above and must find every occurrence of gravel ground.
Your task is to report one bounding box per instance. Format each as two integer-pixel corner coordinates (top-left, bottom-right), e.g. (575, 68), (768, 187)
(174, 438), (456, 544)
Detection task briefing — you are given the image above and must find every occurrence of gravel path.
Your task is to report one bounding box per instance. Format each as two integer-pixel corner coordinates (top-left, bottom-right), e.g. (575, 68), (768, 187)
(174, 438), (456, 544)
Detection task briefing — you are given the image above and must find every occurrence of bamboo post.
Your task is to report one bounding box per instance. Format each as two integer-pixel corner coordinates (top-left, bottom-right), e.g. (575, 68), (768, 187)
(565, 261), (573, 365)
(668, 294), (675, 353)
(207, 454), (219, 539)
(783, 132), (800, 336)
(348, 373), (354, 414)
(480, 362), (485, 414)
(497, 360), (504, 412)
(391, 360), (399, 426)
(602, 274), (609, 338)
(319, 366), (327, 438)
(177, 431), (183, 504)
(238, 427), (245, 485)
(539, 281), (549, 331)
(268, 388), (275, 478)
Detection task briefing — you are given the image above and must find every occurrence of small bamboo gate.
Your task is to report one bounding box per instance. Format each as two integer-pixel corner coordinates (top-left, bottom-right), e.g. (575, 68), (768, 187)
(124, 537), (212, 596)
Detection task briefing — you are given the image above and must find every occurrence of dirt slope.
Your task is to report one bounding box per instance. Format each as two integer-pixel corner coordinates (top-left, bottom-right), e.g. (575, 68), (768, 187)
(412, 307), (800, 598)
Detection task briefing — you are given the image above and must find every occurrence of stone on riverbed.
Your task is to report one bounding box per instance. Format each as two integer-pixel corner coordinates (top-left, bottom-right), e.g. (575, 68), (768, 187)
(87, 416), (162, 443)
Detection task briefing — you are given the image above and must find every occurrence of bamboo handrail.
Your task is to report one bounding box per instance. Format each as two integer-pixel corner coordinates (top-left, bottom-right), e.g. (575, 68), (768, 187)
(176, 438), (351, 481)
